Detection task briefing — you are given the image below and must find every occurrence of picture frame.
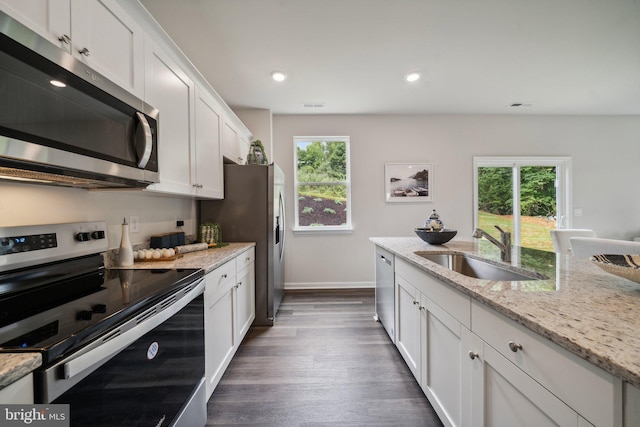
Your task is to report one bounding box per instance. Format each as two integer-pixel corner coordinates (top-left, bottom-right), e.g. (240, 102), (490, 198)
(385, 163), (433, 202)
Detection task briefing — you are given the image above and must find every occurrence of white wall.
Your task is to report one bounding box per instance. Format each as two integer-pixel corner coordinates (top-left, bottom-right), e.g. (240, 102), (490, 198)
(273, 114), (640, 289)
(0, 182), (196, 250)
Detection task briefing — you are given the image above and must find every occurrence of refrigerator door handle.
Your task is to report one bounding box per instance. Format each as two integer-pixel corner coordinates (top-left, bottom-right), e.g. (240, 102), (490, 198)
(278, 191), (286, 261)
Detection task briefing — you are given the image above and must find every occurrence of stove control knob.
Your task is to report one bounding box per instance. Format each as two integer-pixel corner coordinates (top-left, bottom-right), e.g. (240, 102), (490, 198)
(1, 238), (9, 246)
(77, 310), (93, 321)
(92, 304), (107, 313)
(75, 232), (91, 242)
(91, 230), (106, 240)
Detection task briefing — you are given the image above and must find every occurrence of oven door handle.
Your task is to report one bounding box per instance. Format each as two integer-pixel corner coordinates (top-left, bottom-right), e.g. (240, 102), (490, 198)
(63, 278), (205, 380)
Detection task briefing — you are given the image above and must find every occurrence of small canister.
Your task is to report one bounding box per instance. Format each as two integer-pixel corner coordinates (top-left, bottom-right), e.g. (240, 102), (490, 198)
(425, 209), (444, 231)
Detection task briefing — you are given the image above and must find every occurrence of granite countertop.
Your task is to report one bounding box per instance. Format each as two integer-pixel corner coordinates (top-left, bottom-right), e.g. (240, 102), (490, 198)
(371, 237), (640, 388)
(0, 353), (42, 390)
(0, 242), (254, 393)
(107, 242), (255, 274)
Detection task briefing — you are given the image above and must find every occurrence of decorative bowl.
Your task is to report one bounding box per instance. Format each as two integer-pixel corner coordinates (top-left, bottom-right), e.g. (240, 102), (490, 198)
(590, 254), (640, 284)
(414, 228), (457, 245)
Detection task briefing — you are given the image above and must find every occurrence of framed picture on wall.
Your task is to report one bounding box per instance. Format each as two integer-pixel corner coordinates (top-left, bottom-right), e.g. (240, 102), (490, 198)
(385, 163), (433, 202)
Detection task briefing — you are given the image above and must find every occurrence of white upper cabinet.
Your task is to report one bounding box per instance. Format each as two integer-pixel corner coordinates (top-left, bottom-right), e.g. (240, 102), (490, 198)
(222, 117), (252, 165)
(0, 0), (70, 47)
(143, 38), (194, 197)
(71, 0), (143, 97)
(144, 41), (224, 200)
(0, 0), (144, 97)
(194, 88), (224, 199)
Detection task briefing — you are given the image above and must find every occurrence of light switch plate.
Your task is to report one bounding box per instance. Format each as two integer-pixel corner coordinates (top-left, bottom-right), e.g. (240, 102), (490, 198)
(130, 216), (140, 233)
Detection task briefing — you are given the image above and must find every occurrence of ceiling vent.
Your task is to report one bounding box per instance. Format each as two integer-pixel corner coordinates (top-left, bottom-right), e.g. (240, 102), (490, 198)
(302, 102), (326, 109)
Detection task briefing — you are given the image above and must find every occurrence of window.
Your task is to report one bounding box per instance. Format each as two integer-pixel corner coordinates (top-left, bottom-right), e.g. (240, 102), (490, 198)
(293, 136), (351, 231)
(473, 157), (572, 252)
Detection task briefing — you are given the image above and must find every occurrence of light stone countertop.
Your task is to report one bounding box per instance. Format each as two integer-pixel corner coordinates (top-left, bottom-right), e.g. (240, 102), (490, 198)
(0, 353), (41, 390)
(108, 242), (255, 274)
(371, 237), (640, 388)
(0, 242), (254, 392)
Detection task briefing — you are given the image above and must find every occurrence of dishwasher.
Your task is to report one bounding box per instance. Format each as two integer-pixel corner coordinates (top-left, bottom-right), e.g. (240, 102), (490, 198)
(374, 246), (395, 342)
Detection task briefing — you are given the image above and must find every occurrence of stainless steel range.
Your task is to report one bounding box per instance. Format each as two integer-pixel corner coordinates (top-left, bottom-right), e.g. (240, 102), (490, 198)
(0, 221), (206, 426)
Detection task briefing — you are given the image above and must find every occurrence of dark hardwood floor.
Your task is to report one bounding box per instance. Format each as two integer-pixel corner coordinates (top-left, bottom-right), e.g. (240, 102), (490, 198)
(206, 289), (444, 426)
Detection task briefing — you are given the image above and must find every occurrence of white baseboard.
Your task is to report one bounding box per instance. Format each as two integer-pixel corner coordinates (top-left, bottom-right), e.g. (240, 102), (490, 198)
(285, 281), (375, 290)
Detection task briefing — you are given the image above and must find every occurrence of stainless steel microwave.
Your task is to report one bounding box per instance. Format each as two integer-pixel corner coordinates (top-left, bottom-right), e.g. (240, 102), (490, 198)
(0, 11), (159, 189)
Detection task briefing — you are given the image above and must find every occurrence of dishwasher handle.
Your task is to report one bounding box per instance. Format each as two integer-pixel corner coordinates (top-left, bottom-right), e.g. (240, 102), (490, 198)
(63, 278), (205, 380)
(379, 254), (392, 266)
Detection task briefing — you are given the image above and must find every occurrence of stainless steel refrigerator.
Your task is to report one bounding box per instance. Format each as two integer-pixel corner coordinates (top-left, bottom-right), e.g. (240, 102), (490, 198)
(199, 164), (285, 326)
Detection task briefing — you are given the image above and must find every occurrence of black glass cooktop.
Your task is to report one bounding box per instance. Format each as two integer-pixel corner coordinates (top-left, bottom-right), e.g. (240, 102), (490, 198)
(0, 256), (202, 364)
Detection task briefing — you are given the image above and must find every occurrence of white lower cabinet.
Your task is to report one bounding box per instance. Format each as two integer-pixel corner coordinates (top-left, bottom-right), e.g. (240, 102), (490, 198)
(466, 329), (579, 427)
(204, 248), (255, 400)
(395, 275), (421, 380)
(0, 373), (33, 404)
(204, 259), (236, 399)
(388, 251), (623, 427)
(424, 297), (465, 427)
(235, 249), (255, 341)
(396, 258), (468, 427)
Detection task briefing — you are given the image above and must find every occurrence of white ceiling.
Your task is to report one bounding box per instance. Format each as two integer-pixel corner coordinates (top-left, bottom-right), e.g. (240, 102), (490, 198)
(139, 0), (640, 115)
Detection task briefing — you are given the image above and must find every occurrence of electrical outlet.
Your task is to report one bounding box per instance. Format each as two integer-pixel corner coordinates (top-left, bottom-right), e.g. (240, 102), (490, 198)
(130, 216), (140, 233)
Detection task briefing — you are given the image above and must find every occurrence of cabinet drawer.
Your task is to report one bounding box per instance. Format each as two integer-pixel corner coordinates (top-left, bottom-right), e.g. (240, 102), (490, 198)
(205, 260), (235, 302)
(472, 300), (621, 427)
(396, 258), (470, 328)
(236, 248), (255, 272)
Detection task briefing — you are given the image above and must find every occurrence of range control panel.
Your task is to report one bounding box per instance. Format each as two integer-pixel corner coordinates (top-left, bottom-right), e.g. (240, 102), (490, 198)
(0, 221), (108, 272)
(0, 233), (57, 255)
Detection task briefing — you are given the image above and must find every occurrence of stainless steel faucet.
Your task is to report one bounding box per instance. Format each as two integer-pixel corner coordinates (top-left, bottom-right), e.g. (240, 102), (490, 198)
(473, 226), (511, 262)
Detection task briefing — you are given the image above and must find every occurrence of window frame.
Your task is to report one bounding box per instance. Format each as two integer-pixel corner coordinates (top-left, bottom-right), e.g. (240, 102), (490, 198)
(293, 136), (353, 233)
(473, 156), (573, 247)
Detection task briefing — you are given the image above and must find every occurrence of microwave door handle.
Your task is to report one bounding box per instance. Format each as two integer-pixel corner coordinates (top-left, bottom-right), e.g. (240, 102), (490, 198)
(135, 112), (153, 168)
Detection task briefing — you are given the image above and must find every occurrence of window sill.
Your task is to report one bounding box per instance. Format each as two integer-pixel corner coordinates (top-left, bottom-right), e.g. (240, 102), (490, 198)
(292, 226), (354, 235)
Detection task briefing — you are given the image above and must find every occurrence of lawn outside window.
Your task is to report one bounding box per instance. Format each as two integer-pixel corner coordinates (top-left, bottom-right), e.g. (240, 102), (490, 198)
(293, 136), (352, 232)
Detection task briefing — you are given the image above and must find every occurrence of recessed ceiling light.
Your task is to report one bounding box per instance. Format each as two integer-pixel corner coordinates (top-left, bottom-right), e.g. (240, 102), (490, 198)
(271, 71), (287, 82)
(50, 79), (66, 88)
(405, 72), (421, 82)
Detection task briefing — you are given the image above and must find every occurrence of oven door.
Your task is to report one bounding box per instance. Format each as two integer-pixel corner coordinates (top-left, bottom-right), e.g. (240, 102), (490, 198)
(37, 279), (206, 427)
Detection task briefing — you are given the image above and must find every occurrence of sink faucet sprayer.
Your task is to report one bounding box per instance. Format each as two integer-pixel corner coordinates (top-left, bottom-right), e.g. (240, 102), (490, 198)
(473, 226), (511, 262)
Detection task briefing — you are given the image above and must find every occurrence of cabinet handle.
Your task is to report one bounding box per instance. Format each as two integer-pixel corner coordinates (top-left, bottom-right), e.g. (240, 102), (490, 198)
(508, 341), (523, 352)
(78, 47), (90, 56)
(237, 281), (243, 287)
(233, 284), (239, 289)
(418, 305), (425, 311)
(221, 274), (228, 278)
(58, 34), (71, 45)
(412, 300), (419, 306)
(468, 351), (479, 360)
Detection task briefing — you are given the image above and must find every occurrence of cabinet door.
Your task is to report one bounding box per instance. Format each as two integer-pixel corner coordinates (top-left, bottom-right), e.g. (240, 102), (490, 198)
(468, 333), (578, 427)
(204, 264), (236, 399)
(71, 0), (143, 97)
(237, 132), (250, 165)
(0, 0), (70, 49)
(222, 120), (239, 163)
(395, 275), (421, 382)
(194, 87), (223, 199)
(144, 38), (195, 196)
(235, 262), (255, 342)
(424, 298), (464, 427)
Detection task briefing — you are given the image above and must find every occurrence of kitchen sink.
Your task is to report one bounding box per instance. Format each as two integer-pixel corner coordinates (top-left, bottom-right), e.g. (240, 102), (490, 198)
(416, 252), (547, 281)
